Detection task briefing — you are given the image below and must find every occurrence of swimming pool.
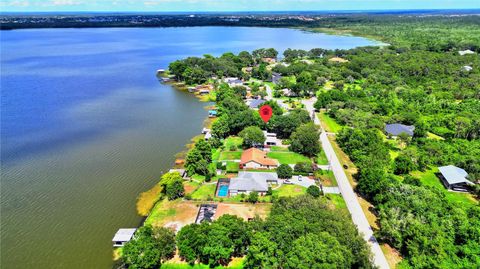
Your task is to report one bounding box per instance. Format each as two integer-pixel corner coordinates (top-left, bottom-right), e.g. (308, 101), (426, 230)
(217, 185), (229, 197)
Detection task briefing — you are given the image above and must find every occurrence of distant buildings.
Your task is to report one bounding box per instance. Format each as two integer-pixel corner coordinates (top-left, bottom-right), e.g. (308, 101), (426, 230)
(385, 123), (415, 137)
(240, 147), (279, 169)
(438, 165), (474, 192)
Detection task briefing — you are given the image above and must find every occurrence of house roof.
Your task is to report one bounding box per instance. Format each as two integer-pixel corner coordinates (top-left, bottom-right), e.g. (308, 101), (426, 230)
(438, 165), (473, 185)
(240, 148), (279, 166)
(249, 99), (266, 109)
(112, 229), (136, 242)
(385, 123), (415, 136)
(230, 172), (278, 192)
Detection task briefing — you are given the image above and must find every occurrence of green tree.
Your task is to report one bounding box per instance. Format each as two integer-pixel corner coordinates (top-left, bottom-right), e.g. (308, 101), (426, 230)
(285, 233), (352, 269)
(277, 164), (293, 179)
(239, 126), (265, 148)
(289, 123), (320, 157)
(165, 178), (185, 200)
(393, 154), (416, 175)
(185, 148), (203, 176)
(306, 185), (321, 198)
(211, 116), (230, 138)
(123, 226), (175, 269)
(247, 192), (259, 204)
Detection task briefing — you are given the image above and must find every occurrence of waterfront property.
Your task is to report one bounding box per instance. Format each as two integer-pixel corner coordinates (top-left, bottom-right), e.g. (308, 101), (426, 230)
(438, 165), (474, 192)
(112, 228), (137, 247)
(385, 123), (415, 137)
(229, 171), (278, 196)
(240, 147), (279, 169)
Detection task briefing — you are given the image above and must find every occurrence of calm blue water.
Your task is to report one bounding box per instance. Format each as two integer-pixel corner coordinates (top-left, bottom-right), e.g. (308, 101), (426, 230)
(0, 26), (380, 269)
(217, 185), (229, 197)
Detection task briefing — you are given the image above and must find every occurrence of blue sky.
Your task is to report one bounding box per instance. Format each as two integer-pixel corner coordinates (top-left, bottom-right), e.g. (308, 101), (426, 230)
(1, 0), (479, 12)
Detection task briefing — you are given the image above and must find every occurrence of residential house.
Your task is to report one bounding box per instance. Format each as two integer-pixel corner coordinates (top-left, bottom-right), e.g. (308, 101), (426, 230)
(229, 171), (278, 196)
(224, 77), (244, 87)
(438, 165), (474, 192)
(263, 131), (278, 146)
(385, 123), (415, 137)
(112, 228), (137, 247)
(240, 147), (279, 169)
(248, 99), (266, 109)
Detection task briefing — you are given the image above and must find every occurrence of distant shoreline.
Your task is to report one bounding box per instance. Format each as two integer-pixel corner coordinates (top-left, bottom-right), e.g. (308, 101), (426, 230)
(1, 11), (479, 30)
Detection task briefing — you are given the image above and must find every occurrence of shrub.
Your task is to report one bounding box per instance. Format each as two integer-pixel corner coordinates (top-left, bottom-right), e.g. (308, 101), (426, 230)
(277, 164), (293, 179)
(307, 185), (321, 198)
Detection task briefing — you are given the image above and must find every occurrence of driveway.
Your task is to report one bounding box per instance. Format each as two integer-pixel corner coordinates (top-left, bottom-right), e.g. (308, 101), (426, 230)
(303, 98), (390, 269)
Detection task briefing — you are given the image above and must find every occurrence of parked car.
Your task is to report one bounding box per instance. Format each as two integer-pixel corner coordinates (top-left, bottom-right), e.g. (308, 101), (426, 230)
(298, 175), (303, 181)
(284, 180), (293, 184)
(343, 164), (348, 169)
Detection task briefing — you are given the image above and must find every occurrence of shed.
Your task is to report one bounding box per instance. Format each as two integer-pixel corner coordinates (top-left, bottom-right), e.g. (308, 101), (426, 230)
(438, 165), (474, 192)
(385, 123), (415, 137)
(112, 228), (137, 247)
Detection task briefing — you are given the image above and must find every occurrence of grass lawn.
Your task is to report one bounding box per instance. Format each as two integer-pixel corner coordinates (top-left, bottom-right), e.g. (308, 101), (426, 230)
(317, 111), (343, 133)
(270, 146), (289, 152)
(325, 194), (347, 210)
(145, 200), (199, 228)
(191, 174), (206, 182)
(226, 161), (240, 173)
(427, 132), (445, 140)
(267, 151), (311, 164)
(316, 150), (329, 165)
(273, 185), (307, 197)
(224, 136), (243, 149)
(319, 170), (337, 187)
(212, 148), (221, 162)
(219, 151), (242, 160)
(411, 168), (477, 206)
(191, 183), (217, 200)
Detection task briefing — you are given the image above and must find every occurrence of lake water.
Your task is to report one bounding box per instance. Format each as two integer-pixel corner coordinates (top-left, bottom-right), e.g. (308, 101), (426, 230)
(0, 26), (380, 268)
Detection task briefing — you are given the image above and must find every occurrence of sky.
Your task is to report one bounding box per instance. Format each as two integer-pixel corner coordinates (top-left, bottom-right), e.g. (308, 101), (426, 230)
(1, 0), (479, 12)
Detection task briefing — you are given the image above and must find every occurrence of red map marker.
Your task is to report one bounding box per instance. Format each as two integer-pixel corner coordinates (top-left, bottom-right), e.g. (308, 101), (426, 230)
(259, 105), (273, 123)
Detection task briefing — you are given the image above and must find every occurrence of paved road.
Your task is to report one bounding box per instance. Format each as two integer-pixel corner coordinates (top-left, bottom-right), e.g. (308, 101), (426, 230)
(303, 98), (390, 269)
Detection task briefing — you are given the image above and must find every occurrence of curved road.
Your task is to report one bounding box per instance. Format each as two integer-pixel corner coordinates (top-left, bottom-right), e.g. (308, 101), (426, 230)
(303, 98), (390, 269)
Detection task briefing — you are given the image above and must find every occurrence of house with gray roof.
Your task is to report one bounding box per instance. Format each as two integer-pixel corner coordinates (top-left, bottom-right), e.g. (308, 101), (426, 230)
(228, 172), (278, 196)
(385, 123), (415, 137)
(248, 99), (266, 109)
(438, 165), (474, 192)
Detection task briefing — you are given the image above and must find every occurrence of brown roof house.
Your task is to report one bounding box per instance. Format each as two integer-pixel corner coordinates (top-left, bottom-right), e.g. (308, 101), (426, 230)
(240, 148), (279, 170)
